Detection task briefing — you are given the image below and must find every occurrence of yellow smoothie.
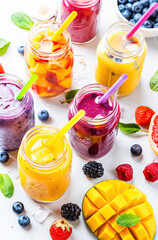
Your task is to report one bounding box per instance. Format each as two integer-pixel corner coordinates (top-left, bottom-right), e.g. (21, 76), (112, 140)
(96, 22), (147, 96)
(18, 126), (72, 202)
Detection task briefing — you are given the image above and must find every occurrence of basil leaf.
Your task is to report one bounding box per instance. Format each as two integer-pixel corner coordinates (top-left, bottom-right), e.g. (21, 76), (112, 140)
(150, 71), (158, 92)
(119, 122), (141, 134)
(0, 38), (10, 56)
(0, 173), (14, 198)
(116, 213), (140, 227)
(65, 89), (80, 104)
(11, 12), (34, 30)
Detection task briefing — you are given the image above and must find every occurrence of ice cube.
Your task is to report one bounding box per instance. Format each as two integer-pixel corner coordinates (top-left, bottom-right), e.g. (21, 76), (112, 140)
(40, 40), (53, 53)
(32, 205), (50, 223)
(30, 138), (44, 153)
(125, 42), (139, 51)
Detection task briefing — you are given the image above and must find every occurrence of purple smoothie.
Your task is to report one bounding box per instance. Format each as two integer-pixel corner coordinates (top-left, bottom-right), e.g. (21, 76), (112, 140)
(0, 74), (35, 151)
(68, 84), (120, 159)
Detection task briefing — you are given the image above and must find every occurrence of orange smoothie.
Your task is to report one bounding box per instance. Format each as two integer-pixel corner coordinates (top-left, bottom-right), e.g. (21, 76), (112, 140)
(96, 22), (147, 96)
(18, 126), (72, 202)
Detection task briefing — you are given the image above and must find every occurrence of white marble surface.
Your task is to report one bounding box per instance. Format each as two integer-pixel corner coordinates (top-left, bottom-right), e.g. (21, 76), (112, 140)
(0, 0), (158, 239)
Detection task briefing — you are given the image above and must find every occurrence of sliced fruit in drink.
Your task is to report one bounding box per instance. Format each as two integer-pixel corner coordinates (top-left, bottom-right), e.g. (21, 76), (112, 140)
(148, 112), (158, 155)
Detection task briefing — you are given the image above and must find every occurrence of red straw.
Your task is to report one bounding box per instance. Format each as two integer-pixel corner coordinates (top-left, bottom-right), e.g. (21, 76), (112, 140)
(126, 2), (158, 39)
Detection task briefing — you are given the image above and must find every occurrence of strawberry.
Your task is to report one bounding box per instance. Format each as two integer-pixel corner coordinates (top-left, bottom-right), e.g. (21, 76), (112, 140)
(0, 63), (5, 74)
(49, 220), (73, 240)
(135, 106), (155, 126)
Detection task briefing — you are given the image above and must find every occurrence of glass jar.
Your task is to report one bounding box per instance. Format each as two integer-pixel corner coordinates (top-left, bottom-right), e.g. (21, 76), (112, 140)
(68, 84), (121, 159)
(61, 0), (101, 44)
(0, 74), (34, 151)
(95, 22), (147, 96)
(25, 21), (73, 97)
(18, 125), (72, 202)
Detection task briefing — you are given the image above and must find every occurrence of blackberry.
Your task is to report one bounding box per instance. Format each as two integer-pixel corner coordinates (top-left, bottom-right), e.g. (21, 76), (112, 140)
(61, 203), (81, 221)
(82, 161), (104, 178)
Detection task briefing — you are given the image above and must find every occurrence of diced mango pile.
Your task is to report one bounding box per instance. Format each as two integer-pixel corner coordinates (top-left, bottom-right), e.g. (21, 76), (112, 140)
(82, 180), (156, 240)
(25, 28), (73, 97)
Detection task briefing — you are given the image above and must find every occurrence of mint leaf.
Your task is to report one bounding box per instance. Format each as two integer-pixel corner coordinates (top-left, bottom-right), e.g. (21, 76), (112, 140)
(119, 122), (141, 134)
(116, 213), (140, 227)
(64, 89), (80, 104)
(150, 71), (158, 92)
(11, 13), (34, 30)
(0, 38), (10, 56)
(0, 173), (14, 198)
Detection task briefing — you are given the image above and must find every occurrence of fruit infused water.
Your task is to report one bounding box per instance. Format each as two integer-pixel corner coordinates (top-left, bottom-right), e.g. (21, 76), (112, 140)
(18, 126), (72, 202)
(25, 21), (73, 97)
(0, 74), (34, 151)
(68, 84), (120, 159)
(61, 0), (101, 44)
(96, 22), (147, 96)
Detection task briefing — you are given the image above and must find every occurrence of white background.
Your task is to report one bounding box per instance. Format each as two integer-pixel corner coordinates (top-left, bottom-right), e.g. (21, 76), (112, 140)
(0, 0), (158, 239)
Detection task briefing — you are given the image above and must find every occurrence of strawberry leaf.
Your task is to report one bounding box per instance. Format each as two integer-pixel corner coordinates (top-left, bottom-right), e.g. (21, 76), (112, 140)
(0, 173), (14, 198)
(0, 39), (10, 56)
(119, 122), (141, 134)
(116, 213), (140, 227)
(11, 12), (34, 30)
(150, 71), (158, 92)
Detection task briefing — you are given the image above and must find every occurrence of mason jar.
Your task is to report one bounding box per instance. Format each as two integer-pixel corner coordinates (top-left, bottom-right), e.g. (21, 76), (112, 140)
(0, 74), (34, 151)
(95, 22), (147, 96)
(25, 21), (73, 97)
(18, 125), (72, 202)
(68, 84), (121, 159)
(61, 0), (101, 44)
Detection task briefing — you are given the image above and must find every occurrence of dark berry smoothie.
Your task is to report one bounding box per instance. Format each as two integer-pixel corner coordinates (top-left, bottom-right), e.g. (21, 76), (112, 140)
(0, 74), (35, 151)
(68, 84), (120, 159)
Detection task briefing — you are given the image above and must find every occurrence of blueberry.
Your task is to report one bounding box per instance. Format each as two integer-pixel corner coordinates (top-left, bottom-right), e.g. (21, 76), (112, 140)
(118, 4), (125, 11)
(12, 202), (24, 214)
(143, 20), (154, 28)
(118, 0), (128, 4)
(115, 58), (122, 63)
(128, 0), (137, 3)
(150, 10), (157, 19)
(140, 0), (149, 7)
(149, 0), (158, 3)
(131, 144), (142, 156)
(18, 46), (24, 55)
(125, 3), (132, 10)
(130, 18), (136, 24)
(132, 2), (144, 13)
(38, 110), (49, 122)
(0, 151), (9, 163)
(134, 13), (142, 22)
(154, 16), (158, 23)
(142, 7), (149, 15)
(121, 9), (132, 19)
(18, 215), (30, 227)
(154, 23), (158, 27)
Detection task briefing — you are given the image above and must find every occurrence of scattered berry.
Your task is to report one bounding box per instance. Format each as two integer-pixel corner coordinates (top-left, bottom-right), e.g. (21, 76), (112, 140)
(135, 106), (155, 126)
(119, 4), (126, 11)
(18, 215), (30, 227)
(0, 151), (9, 163)
(143, 162), (158, 182)
(61, 203), (81, 221)
(154, 23), (158, 28)
(0, 63), (5, 74)
(18, 46), (24, 55)
(115, 164), (133, 182)
(126, 3), (133, 10)
(12, 202), (24, 214)
(130, 18), (136, 24)
(82, 161), (104, 178)
(122, 9), (132, 19)
(134, 13), (142, 21)
(49, 220), (72, 240)
(131, 144), (142, 156)
(132, 2), (143, 13)
(118, 0), (128, 4)
(38, 110), (49, 122)
(143, 20), (154, 28)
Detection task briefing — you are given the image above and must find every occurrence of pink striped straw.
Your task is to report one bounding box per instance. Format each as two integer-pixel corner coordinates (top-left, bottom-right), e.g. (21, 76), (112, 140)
(126, 2), (158, 39)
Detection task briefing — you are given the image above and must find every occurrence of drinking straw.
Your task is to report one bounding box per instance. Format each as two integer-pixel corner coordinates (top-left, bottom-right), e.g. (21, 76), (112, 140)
(126, 2), (158, 39)
(47, 110), (85, 146)
(17, 74), (38, 100)
(98, 74), (128, 104)
(51, 11), (77, 41)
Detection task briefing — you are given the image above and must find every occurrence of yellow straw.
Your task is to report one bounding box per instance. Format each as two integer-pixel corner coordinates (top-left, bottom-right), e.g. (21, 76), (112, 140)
(47, 110), (85, 146)
(51, 11), (77, 41)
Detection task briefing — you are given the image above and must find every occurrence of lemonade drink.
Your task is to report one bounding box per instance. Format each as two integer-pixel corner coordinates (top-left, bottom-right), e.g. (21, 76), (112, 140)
(96, 22), (147, 96)
(18, 126), (72, 202)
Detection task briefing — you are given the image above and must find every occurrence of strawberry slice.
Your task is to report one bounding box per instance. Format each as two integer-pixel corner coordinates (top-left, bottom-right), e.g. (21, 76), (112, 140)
(0, 63), (5, 74)
(46, 71), (58, 84)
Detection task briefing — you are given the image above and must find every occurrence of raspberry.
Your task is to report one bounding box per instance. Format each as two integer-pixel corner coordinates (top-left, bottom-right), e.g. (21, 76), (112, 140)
(115, 164), (133, 182)
(143, 162), (158, 182)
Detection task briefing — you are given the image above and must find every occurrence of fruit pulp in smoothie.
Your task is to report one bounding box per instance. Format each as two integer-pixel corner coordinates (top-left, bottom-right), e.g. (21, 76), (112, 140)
(61, 0), (101, 43)
(0, 81), (34, 151)
(68, 91), (120, 159)
(18, 128), (72, 202)
(96, 31), (147, 96)
(25, 26), (73, 97)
